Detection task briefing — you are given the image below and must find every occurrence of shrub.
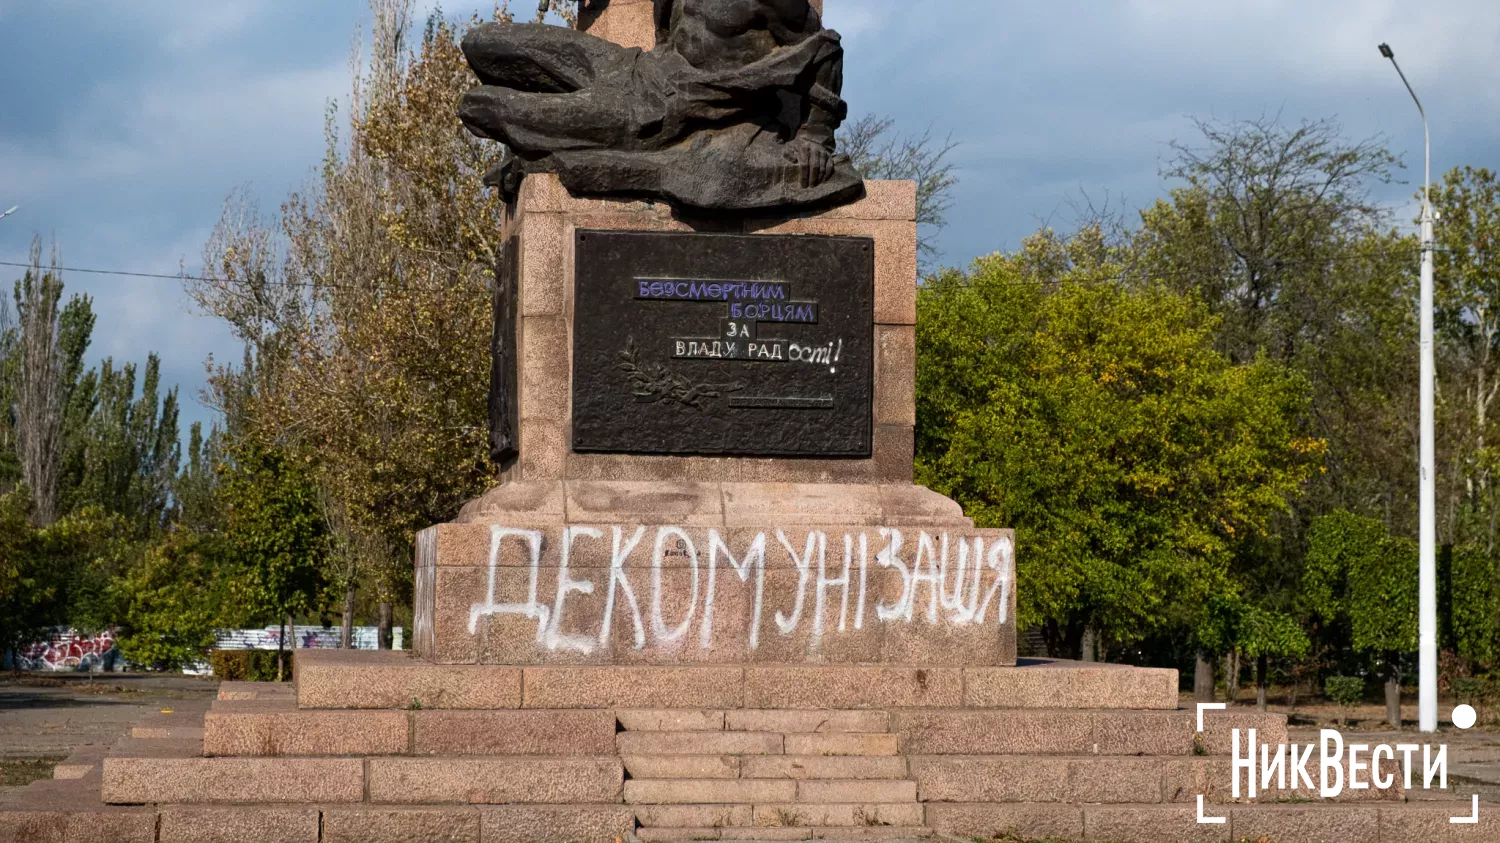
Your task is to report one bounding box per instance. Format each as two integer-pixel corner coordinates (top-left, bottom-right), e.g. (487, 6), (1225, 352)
(1325, 675), (1365, 725)
(1453, 675), (1500, 725)
(209, 650), (249, 680)
(209, 649), (294, 682)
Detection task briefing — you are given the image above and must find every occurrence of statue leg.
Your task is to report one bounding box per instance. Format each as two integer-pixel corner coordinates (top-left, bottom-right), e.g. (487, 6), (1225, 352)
(461, 23), (629, 93)
(460, 86), (636, 155)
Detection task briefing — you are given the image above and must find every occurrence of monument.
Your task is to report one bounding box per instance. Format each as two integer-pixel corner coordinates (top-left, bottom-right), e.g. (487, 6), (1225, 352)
(415, 0), (1016, 672)
(6, 4), (1458, 843)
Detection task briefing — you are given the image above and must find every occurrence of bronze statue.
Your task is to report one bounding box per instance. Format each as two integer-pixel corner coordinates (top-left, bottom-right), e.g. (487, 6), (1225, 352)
(458, 0), (864, 212)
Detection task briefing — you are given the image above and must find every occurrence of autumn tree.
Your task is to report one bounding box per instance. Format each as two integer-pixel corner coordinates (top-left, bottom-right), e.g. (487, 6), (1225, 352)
(191, 0), (507, 639)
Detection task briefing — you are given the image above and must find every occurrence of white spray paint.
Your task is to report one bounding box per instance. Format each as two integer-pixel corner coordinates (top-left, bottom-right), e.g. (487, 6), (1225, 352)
(467, 524), (1015, 654)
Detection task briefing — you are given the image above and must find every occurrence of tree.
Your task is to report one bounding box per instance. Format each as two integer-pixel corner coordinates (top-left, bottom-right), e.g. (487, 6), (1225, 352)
(219, 442), (329, 679)
(176, 422), (225, 534)
(0, 290), (17, 490)
(838, 114), (959, 263)
(190, 4), (504, 633)
(1194, 592), (1309, 709)
(115, 531), (229, 670)
(915, 229), (1321, 659)
(64, 355), (182, 538)
(1136, 115), (1400, 364)
(1449, 545), (1500, 670)
(1432, 167), (1500, 549)
(13, 238), (66, 525)
(0, 489), (60, 656)
(1305, 510), (1419, 728)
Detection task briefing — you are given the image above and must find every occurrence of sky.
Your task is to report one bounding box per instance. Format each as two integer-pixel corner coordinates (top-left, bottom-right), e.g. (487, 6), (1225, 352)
(0, 0), (1497, 438)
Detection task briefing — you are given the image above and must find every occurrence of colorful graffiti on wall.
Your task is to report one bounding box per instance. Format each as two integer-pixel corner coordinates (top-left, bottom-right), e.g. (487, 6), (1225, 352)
(13, 628), (120, 672)
(10, 626), (406, 672)
(213, 626), (404, 652)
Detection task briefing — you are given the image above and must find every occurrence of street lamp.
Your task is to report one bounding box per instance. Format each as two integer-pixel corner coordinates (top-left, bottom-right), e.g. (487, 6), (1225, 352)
(0, 206), (17, 221)
(1379, 41), (1437, 734)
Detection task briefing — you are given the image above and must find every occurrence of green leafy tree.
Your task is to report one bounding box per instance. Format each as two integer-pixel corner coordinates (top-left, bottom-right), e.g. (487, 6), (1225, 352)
(176, 422), (225, 534)
(1432, 166), (1500, 550)
(0, 489), (60, 655)
(219, 442), (329, 679)
(1450, 545), (1500, 669)
(1195, 592), (1309, 708)
(1305, 510), (1418, 727)
(916, 229), (1321, 658)
(65, 355), (181, 537)
(114, 532), (230, 670)
(1134, 115), (1416, 696)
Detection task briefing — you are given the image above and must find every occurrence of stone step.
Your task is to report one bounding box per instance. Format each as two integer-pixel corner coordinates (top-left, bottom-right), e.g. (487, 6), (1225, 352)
(217, 680), (293, 700)
(101, 752), (627, 806)
(102, 756), (366, 804)
(367, 757), (624, 804)
(203, 709), (408, 756)
(618, 731), (785, 756)
(642, 803), (927, 829)
(290, 651), (1178, 711)
(4, 781), (1490, 842)
(743, 756), (909, 781)
(910, 755), (1404, 805)
(783, 733), (898, 756)
(294, 648), (522, 709)
(202, 708), (623, 757)
(129, 725), (204, 740)
(636, 828), (935, 842)
(617, 710), (895, 733)
(0, 777), (155, 843)
(209, 696), (298, 712)
(725, 711), (891, 733)
(624, 779), (918, 805)
(412, 709), (617, 755)
(891, 708), (1286, 755)
(52, 744), (110, 780)
(624, 754), (911, 781)
(927, 801), (1497, 843)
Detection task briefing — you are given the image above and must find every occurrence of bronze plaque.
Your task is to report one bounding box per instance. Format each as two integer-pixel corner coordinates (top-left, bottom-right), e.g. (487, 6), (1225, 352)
(571, 230), (874, 457)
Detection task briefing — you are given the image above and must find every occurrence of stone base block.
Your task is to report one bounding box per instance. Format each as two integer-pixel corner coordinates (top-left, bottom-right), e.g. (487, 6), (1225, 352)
(366, 757), (623, 804)
(416, 504), (1014, 669)
(101, 756), (365, 804)
(294, 648), (521, 709)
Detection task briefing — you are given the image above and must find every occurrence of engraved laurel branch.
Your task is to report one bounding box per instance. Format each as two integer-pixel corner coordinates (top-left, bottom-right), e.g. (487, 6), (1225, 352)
(618, 337), (746, 411)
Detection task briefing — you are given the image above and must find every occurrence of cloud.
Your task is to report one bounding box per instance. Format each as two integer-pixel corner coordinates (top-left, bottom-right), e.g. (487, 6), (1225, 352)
(153, 1), (268, 51)
(4, 0), (1499, 438)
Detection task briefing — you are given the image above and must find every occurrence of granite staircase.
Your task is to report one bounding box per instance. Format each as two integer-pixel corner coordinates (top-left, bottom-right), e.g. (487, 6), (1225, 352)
(2, 651), (1490, 843)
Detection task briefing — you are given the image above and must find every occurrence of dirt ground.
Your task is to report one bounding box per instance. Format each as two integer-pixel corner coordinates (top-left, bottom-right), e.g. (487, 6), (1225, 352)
(0, 672), (217, 799)
(1197, 689), (1500, 804)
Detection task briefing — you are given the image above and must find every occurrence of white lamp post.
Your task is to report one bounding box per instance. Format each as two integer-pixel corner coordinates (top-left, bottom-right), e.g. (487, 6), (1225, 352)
(1379, 42), (1437, 734)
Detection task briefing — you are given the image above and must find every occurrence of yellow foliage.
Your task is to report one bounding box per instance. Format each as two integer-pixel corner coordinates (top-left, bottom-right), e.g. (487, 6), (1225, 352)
(190, 7), (509, 595)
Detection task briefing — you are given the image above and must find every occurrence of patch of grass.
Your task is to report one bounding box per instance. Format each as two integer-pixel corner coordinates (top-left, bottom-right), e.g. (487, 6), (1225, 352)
(775, 808), (805, 827)
(0, 757), (64, 787)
